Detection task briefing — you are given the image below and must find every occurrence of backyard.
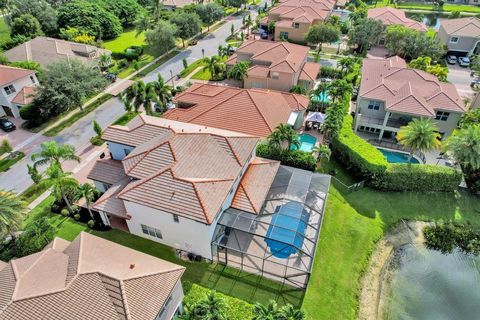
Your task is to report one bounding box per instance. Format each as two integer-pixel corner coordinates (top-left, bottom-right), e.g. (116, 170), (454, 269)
(0, 18), (10, 45)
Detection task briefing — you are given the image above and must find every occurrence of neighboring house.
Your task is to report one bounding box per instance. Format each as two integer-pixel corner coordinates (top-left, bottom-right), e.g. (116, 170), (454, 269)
(4, 36), (111, 68)
(355, 56), (466, 140)
(163, 83), (308, 136)
(259, 0), (336, 42)
(368, 7), (428, 46)
(87, 115), (330, 288)
(0, 65), (38, 118)
(437, 17), (480, 55)
(226, 40), (320, 92)
(0, 232), (185, 320)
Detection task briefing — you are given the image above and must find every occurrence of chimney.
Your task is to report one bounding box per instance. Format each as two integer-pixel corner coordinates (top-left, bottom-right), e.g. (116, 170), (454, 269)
(129, 263), (135, 269)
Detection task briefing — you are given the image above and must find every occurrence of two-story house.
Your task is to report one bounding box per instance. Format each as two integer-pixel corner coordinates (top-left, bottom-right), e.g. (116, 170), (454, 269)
(0, 232), (185, 320)
(0, 65), (38, 118)
(259, 0), (336, 43)
(438, 17), (480, 55)
(226, 40), (320, 92)
(354, 56), (466, 140)
(163, 83), (309, 134)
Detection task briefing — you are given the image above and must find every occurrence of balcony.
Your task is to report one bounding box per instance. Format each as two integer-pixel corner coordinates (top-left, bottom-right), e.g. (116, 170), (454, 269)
(357, 115), (407, 129)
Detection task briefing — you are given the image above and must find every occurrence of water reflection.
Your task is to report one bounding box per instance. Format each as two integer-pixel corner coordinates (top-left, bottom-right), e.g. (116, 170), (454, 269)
(386, 245), (480, 320)
(405, 12), (453, 29)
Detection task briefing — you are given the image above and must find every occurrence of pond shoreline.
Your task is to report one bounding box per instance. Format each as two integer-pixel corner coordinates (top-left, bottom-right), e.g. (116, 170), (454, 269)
(358, 221), (433, 320)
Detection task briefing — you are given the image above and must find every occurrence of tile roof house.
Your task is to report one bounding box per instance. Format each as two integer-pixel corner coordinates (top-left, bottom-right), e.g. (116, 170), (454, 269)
(226, 40), (320, 92)
(162, 83), (309, 136)
(0, 65), (39, 118)
(437, 17), (480, 54)
(4, 36), (111, 68)
(87, 115), (278, 259)
(355, 56), (465, 140)
(368, 7), (428, 32)
(0, 232), (185, 320)
(259, 0), (336, 42)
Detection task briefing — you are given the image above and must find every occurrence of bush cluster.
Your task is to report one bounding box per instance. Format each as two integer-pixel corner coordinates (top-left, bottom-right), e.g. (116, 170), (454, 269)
(424, 222), (480, 255)
(319, 66), (343, 79)
(256, 143), (317, 172)
(331, 115), (461, 191)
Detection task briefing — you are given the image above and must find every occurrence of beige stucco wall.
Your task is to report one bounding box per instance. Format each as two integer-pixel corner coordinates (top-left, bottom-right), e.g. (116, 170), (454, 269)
(438, 25), (479, 53)
(274, 22), (310, 42)
(244, 71), (296, 91)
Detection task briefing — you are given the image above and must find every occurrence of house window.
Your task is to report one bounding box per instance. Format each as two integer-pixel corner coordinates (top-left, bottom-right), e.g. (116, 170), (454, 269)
(367, 101), (381, 110)
(30, 76), (36, 83)
(435, 111), (450, 121)
(141, 224), (163, 239)
(450, 37), (459, 44)
(475, 0), (478, 3)
(4, 85), (15, 95)
(279, 31), (288, 39)
(124, 148), (131, 156)
(173, 214), (179, 223)
(271, 72), (279, 80)
(293, 22), (299, 29)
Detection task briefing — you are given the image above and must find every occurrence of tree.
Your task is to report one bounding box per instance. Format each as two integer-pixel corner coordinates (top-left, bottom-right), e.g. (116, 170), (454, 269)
(27, 164), (42, 184)
(231, 23), (235, 36)
(408, 56), (448, 81)
(338, 57), (357, 75)
(31, 141), (80, 171)
(228, 0), (246, 12)
(145, 20), (178, 55)
(59, 27), (96, 44)
(397, 118), (442, 161)
(93, 120), (102, 138)
(305, 23), (341, 54)
(245, 14), (253, 35)
(444, 126), (480, 192)
(459, 108), (480, 129)
(24, 60), (108, 124)
(290, 85), (307, 95)
(203, 56), (222, 78)
(40, 164), (78, 213)
(77, 183), (99, 220)
(329, 79), (352, 103)
(150, 74), (172, 110)
(98, 53), (112, 70)
(227, 61), (250, 81)
(11, 14), (43, 38)
(0, 190), (27, 240)
(135, 11), (151, 36)
(96, 0), (143, 27)
(0, 139), (12, 156)
(310, 81), (330, 111)
(9, 0), (57, 36)
(170, 12), (202, 47)
(312, 144), (331, 166)
(348, 18), (384, 54)
(57, 0), (122, 40)
(471, 55), (480, 76)
(196, 3), (224, 31)
(268, 124), (300, 151)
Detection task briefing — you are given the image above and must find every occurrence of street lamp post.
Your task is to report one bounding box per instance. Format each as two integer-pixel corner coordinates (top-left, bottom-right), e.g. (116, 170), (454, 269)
(170, 70), (175, 87)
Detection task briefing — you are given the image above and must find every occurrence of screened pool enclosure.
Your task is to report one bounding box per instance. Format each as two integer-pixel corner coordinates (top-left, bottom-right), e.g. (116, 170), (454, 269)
(211, 166), (330, 289)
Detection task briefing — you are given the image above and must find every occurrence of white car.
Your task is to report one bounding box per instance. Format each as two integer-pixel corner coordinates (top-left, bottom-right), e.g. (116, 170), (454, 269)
(458, 57), (470, 67)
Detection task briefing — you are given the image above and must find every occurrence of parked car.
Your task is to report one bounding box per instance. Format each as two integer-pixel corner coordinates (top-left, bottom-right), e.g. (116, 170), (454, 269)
(470, 77), (480, 88)
(260, 32), (268, 39)
(104, 73), (117, 82)
(0, 118), (16, 132)
(458, 57), (470, 67)
(189, 39), (198, 46)
(446, 55), (457, 65)
(228, 46), (237, 54)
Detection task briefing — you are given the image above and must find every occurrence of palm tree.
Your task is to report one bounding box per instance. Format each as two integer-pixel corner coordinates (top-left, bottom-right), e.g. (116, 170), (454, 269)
(98, 53), (112, 70)
(245, 14), (253, 35)
(40, 164), (79, 213)
(312, 144), (331, 166)
(203, 56), (220, 78)
(252, 300), (281, 320)
(268, 130), (284, 150)
(0, 189), (27, 240)
(329, 79), (352, 103)
(31, 141), (80, 171)
(120, 91), (134, 113)
(338, 57), (355, 74)
(273, 124), (300, 151)
(151, 74), (172, 111)
(311, 81), (330, 111)
(77, 183), (99, 220)
(133, 81), (147, 112)
(397, 118), (441, 162)
(199, 292), (225, 318)
(278, 304), (305, 320)
(227, 61), (249, 82)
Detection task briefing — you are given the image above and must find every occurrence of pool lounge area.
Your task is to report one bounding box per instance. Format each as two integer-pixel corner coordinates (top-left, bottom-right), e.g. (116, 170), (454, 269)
(211, 166), (331, 289)
(291, 133), (317, 153)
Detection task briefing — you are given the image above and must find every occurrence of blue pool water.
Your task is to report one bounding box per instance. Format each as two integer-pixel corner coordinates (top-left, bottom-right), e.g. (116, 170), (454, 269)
(265, 202), (309, 259)
(311, 92), (330, 103)
(378, 148), (420, 164)
(291, 133), (317, 152)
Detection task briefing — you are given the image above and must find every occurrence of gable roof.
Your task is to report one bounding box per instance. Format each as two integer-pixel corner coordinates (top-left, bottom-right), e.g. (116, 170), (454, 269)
(368, 7), (428, 32)
(98, 115), (259, 224)
(163, 83), (308, 137)
(0, 65), (35, 87)
(359, 56), (465, 116)
(299, 62), (321, 81)
(0, 232), (184, 320)
(11, 86), (36, 105)
(440, 17), (480, 37)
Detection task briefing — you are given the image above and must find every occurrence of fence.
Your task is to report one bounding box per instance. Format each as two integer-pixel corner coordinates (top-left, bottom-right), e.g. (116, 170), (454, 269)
(331, 176), (366, 194)
(367, 139), (427, 164)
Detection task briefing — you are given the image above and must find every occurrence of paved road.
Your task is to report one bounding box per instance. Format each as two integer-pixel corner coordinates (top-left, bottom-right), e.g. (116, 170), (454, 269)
(447, 64), (474, 100)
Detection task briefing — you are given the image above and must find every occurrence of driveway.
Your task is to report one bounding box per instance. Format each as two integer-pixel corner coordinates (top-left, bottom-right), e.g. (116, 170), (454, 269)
(447, 63), (474, 100)
(0, 118), (47, 154)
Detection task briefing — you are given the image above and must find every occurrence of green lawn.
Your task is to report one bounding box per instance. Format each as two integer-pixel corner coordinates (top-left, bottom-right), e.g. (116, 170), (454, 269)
(0, 152), (25, 172)
(103, 29), (146, 53)
(112, 112), (140, 126)
(180, 59), (208, 77)
(0, 18), (11, 45)
(369, 1), (480, 13)
(191, 67), (212, 80)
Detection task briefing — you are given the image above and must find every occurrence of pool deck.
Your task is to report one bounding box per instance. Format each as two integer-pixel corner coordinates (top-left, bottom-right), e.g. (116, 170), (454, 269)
(297, 127), (324, 156)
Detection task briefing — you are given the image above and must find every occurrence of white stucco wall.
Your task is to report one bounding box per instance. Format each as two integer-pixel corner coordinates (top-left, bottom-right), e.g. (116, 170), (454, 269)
(156, 280), (184, 320)
(106, 141), (135, 160)
(0, 74), (38, 118)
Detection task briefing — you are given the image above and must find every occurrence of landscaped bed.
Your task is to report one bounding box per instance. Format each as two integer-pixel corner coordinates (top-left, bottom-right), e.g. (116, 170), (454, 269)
(0, 152), (25, 172)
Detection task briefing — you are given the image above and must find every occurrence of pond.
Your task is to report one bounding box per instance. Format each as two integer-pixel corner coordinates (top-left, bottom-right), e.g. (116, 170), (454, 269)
(405, 12), (462, 29)
(386, 245), (480, 320)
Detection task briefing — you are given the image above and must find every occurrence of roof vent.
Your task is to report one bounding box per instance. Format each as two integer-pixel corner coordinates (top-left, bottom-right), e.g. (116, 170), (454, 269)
(129, 264), (135, 269)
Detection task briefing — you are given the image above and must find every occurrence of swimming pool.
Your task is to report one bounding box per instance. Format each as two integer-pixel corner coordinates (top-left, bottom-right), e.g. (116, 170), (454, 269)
(310, 91), (330, 104)
(377, 148), (420, 164)
(291, 133), (317, 152)
(265, 202), (309, 259)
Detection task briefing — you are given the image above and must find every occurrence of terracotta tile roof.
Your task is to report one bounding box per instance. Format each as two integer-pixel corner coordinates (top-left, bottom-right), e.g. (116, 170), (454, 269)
(232, 157), (280, 214)
(93, 179), (130, 218)
(368, 7), (428, 32)
(4, 36), (111, 68)
(96, 115), (260, 224)
(87, 156), (127, 185)
(269, 0), (336, 23)
(164, 83), (307, 137)
(0, 232), (184, 320)
(299, 62), (321, 81)
(11, 86), (37, 105)
(440, 17), (480, 37)
(0, 65), (35, 87)
(359, 56), (465, 116)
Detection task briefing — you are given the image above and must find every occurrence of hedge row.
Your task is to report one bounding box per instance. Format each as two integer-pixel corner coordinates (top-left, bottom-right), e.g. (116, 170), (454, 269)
(256, 143), (317, 172)
(319, 66), (343, 79)
(183, 283), (254, 320)
(332, 115), (462, 192)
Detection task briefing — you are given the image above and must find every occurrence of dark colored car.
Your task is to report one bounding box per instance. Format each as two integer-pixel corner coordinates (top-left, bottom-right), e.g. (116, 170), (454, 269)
(104, 73), (117, 82)
(260, 32), (268, 39)
(0, 118), (16, 132)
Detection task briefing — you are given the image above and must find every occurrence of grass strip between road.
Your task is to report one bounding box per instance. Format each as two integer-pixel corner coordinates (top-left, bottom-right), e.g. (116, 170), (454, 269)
(43, 94), (113, 137)
(0, 152), (25, 172)
(112, 112), (140, 126)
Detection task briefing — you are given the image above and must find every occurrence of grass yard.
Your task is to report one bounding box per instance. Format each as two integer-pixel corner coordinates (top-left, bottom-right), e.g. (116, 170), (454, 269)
(0, 152), (25, 172)
(191, 67), (212, 80)
(369, 1), (480, 13)
(180, 59), (208, 77)
(103, 29), (145, 53)
(0, 18), (10, 45)
(112, 112), (140, 126)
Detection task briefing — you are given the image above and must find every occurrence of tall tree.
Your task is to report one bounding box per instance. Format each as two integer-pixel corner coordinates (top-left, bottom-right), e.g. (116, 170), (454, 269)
(305, 23), (341, 54)
(385, 25), (445, 60)
(96, 0), (143, 27)
(227, 61), (249, 81)
(408, 56), (448, 81)
(170, 11), (202, 47)
(348, 18), (384, 54)
(150, 74), (172, 110)
(269, 124), (300, 151)
(31, 141), (80, 170)
(329, 79), (352, 103)
(9, 0), (58, 36)
(397, 118), (441, 161)
(0, 190), (27, 240)
(10, 14), (43, 38)
(77, 183), (99, 220)
(145, 20), (178, 55)
(40, 164), (78, 213)
(196, 3), (224, 31)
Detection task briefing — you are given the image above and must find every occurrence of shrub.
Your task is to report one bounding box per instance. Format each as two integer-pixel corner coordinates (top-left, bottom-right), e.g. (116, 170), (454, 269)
(319, 66), (343, 79)
(424, 222), (480, 255)
(60, 208), (69, 216)
(87, 220), (95, 228)
(90, 136), (104, 146)
(74, 213), (81, 221)
(256, 143), (317, 172)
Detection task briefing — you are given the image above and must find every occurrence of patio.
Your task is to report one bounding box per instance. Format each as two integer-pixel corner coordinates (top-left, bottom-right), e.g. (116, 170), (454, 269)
(211, 166), (331, 289)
